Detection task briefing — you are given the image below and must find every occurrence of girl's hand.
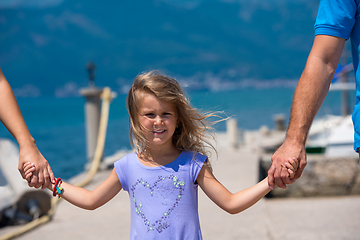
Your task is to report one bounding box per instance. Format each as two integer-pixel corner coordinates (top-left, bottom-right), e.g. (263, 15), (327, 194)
(23, 162), (36, 183)
(284, 157), (299, 180)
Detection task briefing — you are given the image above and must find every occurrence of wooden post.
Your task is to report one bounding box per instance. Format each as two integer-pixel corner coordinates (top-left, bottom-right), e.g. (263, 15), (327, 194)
(80, 62), (103, 163)
(227, 118), (238, 149)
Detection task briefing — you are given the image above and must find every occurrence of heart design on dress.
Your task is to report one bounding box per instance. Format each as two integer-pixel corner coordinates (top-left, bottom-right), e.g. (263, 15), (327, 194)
(130, 174), (185, 233)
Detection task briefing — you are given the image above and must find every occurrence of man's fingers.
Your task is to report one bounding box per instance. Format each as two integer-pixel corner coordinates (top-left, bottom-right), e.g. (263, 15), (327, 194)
(274, 177), (286, 189)
(281, 167), (292, 185)
(293, 157), (299, 170)
(288, 178), (296, 184)
(285, 162), (295, 172)
(287, 157), (298, 171)
(294, 166), (304, 179)
(274, 166), (287, 189)
(267, 165), (276, 190)
(294, 159), (307, 179)
(288, 168), (295, 179)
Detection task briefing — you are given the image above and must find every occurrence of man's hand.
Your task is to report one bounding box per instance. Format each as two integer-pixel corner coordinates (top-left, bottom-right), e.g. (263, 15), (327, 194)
(268, 139), (307, 190)
(18, 142), (55, 189)
(267, 36), (345, 190)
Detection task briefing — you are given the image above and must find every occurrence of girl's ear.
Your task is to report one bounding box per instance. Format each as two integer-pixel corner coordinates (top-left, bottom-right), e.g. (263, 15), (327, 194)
(176, 119), (181, 129)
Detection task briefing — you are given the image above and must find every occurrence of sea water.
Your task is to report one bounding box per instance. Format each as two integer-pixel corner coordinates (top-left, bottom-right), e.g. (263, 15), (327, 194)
(0, 88), (351, 179)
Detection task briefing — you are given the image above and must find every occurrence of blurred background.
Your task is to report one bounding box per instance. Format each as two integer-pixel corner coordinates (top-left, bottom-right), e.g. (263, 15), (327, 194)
(0, 0), (352, 179)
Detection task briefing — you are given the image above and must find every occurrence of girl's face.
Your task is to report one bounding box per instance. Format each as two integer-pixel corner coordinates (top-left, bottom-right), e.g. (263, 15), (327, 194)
(137, 92), (178, 150)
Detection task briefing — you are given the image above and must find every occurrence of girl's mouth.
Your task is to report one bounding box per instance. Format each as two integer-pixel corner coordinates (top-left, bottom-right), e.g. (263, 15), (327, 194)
(153, 129), (165, 134)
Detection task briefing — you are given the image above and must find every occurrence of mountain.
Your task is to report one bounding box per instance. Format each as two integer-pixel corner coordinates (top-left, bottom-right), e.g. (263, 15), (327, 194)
(0, 0), (319, 97)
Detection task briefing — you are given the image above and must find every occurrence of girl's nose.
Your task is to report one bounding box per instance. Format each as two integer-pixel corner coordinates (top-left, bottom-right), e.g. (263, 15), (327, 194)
(154, 115), (163, 124)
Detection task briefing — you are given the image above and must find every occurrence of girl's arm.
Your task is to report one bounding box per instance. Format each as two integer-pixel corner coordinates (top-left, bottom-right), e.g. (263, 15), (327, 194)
(55, 169), (122, 210)
(197, 158), (298, 214)
(24, 162), (122, 210)
(197, 165), (270, 214)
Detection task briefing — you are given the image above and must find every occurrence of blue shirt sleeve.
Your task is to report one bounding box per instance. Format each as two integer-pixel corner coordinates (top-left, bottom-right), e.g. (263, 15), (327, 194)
(314, 0), (358, 39)
(114, 154), (131, 192)
(190, 152), (207, 183)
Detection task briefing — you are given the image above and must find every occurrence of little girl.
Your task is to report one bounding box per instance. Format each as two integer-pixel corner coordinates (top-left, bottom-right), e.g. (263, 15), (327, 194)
(23, 71), (298, 239)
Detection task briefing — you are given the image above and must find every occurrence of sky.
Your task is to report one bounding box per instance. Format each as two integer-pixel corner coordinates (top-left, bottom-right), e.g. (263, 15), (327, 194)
(0, 0), (320, 97)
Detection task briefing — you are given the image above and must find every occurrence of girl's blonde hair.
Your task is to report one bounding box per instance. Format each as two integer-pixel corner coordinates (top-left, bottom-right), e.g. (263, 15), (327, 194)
(126, 70), (218, 159)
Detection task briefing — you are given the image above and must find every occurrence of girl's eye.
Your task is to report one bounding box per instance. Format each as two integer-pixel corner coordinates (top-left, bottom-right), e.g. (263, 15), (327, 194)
(144, 113), (155, 118)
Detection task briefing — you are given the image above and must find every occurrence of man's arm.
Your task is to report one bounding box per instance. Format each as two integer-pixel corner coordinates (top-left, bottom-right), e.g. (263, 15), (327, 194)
(268, 35), (346, 189)
(0, 69), (55, 189)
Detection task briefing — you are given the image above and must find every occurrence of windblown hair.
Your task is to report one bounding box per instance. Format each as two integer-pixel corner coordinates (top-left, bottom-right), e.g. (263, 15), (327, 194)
(126, 70), (218, 160)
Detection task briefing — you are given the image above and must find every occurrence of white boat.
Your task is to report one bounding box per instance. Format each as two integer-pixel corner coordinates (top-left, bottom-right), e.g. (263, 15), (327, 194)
(0, 139), (51, 225)
(306, 114), (357, 158)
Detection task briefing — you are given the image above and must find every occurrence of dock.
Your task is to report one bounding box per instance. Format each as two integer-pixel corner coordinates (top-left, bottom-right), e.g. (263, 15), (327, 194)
(1, 132), (359, 239)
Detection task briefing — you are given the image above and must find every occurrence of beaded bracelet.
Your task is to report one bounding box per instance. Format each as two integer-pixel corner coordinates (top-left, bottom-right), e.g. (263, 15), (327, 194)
(52, 178), (63, 198)
(55, 181), (63, 199)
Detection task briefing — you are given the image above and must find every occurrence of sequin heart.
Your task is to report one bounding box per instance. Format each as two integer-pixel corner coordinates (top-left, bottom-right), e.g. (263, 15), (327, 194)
(130, 175), (185, 233)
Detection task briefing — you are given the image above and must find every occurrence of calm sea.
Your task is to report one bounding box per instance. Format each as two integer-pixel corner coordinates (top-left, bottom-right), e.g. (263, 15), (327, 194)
(0, 88), (350, 179)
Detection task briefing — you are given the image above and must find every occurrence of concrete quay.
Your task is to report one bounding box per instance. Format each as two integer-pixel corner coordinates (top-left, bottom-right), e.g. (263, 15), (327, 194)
(1, 133), (360, 240)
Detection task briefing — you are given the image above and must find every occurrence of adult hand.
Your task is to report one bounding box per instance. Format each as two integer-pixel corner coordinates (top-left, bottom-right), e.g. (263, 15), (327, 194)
(18, 141), (55, 190)
(0, 69), (55, 190)
(268, 139), (307, 190)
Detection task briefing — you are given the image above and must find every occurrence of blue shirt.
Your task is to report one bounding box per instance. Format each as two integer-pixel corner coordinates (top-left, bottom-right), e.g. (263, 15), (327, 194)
(114, 151), (207, 240)
(314, 0), (360, 151)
